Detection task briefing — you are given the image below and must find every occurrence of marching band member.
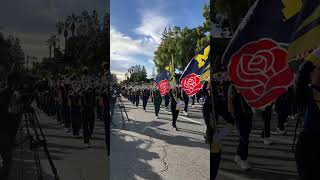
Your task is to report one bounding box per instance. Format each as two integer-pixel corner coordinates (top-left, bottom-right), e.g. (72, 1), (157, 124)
(152, 84), (162, 119)
(142, 84), (150, 112)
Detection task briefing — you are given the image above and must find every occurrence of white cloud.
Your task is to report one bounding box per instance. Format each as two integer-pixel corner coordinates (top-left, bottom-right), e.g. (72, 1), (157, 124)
(110, 9), (170, 81)
(110, 27), (154, 58)
(135, 10), (170, 45)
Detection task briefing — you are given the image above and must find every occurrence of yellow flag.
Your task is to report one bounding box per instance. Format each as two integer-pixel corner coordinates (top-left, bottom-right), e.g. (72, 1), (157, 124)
(306, 48), (320, 65)
(170, 54), (176, 87)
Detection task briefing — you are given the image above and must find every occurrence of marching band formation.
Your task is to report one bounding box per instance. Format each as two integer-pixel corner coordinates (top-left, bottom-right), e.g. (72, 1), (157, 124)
(30, 61), (319, 179)
(35, 67), (113, 155)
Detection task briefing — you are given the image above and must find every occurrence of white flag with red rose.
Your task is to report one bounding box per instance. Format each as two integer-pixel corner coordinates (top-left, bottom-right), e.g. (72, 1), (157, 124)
(221, 0), (302, 109)
(180, 45), (210, 97)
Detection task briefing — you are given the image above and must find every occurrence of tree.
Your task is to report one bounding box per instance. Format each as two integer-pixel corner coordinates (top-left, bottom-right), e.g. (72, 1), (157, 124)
(70, 13), (77, 37)
(56, 22), (64, 35)
(153, 3), (210, 71)
(111, 73), (118, 83)
(213, 0), (256, 34)
(49, 10), (110, 74)
(154, 26), (204, 71)
(46, 35), (59, 60)
(63, 19), (70, 51)
(127, 65), (147, 83)
(0, 33), (25, 77)
(151, 67), (156, 79)
(141, 65), (147, 79)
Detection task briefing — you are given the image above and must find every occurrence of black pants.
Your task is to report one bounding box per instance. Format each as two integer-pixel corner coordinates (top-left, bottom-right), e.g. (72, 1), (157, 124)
(235, 113), (253, 160)
(83, 107), (95, 143)
(154, 104), (160, 116)
(184, 97), (189, 112)
(214, 101), (234, 125)
(192, 95), (195, 105)
(56, 103), (62, 122)
(211, 151), (221, 180)
(62, 105), (71, 128)
(171, 109), (179, 128)
(142, 96), (149, 110)
(261, 105), (273, 138)
(132, 96), (136, 105)
(71, 106), (81, 136)
(295, 131), (320, 180)
(135, 96), (140, 107)
(196, 93), (201, 103)
(277, 112), (288, 130)
(164, 95), (170, 108)
(97, 105), (102, 120)
(203, 103), (214, 141)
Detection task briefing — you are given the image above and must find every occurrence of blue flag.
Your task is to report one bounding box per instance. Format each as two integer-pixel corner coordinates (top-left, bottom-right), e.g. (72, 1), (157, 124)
(155, 70), (169, 84)
(179, 45), (210, 96)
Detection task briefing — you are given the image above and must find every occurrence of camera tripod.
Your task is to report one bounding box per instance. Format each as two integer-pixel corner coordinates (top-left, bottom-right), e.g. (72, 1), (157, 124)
(19, 105), (60, 180)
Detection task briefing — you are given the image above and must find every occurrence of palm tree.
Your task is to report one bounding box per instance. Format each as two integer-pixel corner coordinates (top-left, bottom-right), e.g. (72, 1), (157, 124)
(56, 22), (64, 35)
(70, 13), (77, 37)
(46, 35), (59, 60)
(64, 18), (71, 51)
(46, 38), (53, 60)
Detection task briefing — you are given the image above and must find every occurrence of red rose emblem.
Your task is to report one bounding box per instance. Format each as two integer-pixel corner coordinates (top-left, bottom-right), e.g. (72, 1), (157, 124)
(157, 80), (170, 96)
(181, 73), (203, 96)
(228, 38), (294, 109)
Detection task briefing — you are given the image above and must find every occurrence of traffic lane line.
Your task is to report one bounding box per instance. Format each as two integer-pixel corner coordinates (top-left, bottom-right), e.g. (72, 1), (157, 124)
(162, 110), (202, 125)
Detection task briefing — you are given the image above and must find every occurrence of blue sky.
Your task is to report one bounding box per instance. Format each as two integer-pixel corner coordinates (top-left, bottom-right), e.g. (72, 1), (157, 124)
(110, 0), (209, 80)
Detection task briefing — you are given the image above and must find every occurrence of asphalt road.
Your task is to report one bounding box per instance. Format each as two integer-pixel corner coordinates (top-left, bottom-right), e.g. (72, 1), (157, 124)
(111, 97), (210, 180)
(111, 97), (299, 180)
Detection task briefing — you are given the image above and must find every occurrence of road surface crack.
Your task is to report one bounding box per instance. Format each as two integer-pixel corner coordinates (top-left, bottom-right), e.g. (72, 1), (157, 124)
(158, 145), (169, 173)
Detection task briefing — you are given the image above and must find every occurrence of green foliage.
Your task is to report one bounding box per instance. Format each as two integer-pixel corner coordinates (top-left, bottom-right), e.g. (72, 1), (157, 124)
(0, 33), (25, 78)
(128, 65), (147, 83)
(213, 0), (256, 33)
(153, 3), (210, 72)
(35, 11), (109, 76)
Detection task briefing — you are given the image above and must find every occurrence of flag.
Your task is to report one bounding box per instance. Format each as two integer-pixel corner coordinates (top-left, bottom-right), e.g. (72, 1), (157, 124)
(168, 54), (177, 88)
(155, 70), (170, 96)
(306, 47), (320, 65)
(180, 44), (210, 96)
(155, 70), (169, 83)
(287, 0), (320, 61)
(222, 0), (301, 109)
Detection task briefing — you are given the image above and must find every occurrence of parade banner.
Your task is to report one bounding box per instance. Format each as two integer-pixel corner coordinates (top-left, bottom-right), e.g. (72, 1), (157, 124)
(155, 70), (170, 96)
(222, 0), (301, 109)
(180, 44), (210, 96)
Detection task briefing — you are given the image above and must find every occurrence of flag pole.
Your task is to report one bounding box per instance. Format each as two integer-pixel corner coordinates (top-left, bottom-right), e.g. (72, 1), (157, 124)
(209, 39), (221, 180)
